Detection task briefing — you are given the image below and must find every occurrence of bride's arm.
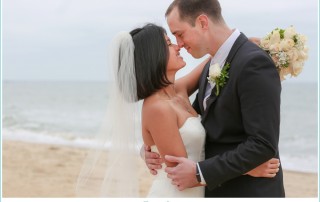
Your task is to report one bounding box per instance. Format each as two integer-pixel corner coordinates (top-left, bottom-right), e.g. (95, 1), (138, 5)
(142, 101), (187, 167)
(175, 57), (211, 97)
(248, 37), (261, 46)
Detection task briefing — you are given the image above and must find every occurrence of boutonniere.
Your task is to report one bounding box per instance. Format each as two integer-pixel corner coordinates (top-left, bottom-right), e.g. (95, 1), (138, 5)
(207, 62), (230, 96)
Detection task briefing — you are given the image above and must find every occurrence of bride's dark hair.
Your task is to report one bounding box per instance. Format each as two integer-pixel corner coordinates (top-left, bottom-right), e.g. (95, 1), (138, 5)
(130, 23), (172, 100)
(77, 24), (171, 197)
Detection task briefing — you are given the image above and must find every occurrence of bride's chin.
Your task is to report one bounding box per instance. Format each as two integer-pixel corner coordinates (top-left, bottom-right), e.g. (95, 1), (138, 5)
(179, 63), (186, 69)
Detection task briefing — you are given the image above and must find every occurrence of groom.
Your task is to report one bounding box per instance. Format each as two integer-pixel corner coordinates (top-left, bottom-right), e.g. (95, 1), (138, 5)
(144, 0), (285, 197)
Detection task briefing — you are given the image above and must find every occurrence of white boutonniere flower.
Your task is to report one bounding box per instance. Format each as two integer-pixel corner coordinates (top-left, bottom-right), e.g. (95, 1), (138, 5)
(207, 63), (221, 87)
(207, 63), (230, 96)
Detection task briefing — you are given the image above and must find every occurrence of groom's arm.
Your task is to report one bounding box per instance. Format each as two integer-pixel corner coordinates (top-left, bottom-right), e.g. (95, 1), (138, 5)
(199, 52), (281, 190)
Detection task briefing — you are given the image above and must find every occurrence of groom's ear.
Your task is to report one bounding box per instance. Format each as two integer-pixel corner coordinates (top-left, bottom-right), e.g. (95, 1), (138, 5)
(196, 14), (209, 30)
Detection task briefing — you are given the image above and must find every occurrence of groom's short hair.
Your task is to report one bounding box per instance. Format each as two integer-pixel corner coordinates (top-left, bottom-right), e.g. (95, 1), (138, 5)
(165, 0), (224, 26)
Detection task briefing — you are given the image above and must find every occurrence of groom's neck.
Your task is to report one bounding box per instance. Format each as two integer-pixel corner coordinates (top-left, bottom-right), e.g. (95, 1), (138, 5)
(208, 23), (233, 56)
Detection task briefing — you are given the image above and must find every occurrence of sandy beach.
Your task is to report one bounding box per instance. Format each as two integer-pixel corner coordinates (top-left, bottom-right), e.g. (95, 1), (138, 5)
(2, 140), (318, 198)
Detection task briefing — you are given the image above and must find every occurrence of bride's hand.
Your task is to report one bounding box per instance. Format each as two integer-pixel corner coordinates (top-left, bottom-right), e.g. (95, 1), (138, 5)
(141, 144), (164, 175)
(249, 37), (261, 46)
(246, 158), (280, 178)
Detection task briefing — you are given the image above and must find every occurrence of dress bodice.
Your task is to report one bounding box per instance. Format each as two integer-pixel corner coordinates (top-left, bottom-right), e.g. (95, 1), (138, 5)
(147, 116), (206, 197)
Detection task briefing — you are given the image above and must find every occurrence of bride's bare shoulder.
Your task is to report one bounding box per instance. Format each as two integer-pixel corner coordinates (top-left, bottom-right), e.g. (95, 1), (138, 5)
(142, 95), (175, 121)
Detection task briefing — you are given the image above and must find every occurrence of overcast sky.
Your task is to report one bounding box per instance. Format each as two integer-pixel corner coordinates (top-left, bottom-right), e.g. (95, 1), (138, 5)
(2, 0), (319, 82)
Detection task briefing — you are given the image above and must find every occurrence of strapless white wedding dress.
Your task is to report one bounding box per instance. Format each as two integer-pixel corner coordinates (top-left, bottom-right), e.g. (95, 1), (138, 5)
(147, 116), (206, 198)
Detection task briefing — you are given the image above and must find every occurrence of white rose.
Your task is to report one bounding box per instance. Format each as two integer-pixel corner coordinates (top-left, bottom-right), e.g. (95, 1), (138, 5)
(269, 43), (281, 52)
(209, 63), (221, 78)
(292, 61), (303, 76)
(298, 34), (307, 44)
(284, 26), (296, 39)
(270, 30), (281, 44)
(280, 39), (295, 51)
(287, 49), (299, 62)
(301, 47), (309, 60)
(298, 49), (308, 61)
(260, 37), (270, 49)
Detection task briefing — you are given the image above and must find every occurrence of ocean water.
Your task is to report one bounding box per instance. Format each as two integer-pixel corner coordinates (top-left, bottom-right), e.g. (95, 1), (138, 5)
(2, 81), (318, 173)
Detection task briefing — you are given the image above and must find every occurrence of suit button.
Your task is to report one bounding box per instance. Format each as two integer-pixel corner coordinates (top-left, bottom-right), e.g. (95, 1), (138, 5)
(218, 184), (222, 187)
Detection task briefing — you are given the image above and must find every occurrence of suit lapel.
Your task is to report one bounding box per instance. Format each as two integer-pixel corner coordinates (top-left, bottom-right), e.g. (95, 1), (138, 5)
(202, 33), (248, 121)
(198, 61), (211, 114)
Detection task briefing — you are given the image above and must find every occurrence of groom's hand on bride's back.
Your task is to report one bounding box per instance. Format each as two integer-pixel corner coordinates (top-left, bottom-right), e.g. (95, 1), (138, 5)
(140, 144), (164, 175)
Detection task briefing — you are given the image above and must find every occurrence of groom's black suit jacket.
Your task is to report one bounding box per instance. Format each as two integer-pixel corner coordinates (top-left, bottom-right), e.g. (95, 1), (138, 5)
(193, 33), (285, 197)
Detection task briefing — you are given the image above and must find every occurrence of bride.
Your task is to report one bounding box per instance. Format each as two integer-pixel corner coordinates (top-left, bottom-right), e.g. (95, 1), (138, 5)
(76, 23), (279, 198)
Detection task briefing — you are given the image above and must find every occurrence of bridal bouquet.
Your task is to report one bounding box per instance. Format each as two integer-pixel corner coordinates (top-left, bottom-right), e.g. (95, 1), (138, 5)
(260, 26), (308, 81)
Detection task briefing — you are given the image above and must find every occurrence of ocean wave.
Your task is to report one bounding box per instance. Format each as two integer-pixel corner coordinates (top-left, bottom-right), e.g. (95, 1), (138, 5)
(2, 128), (318, 173)
(2, 128), (100, 149)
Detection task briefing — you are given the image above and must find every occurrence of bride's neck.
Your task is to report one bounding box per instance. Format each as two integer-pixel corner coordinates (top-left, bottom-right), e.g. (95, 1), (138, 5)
(162, 84), (176, 99)
(160, 73), (177, 98)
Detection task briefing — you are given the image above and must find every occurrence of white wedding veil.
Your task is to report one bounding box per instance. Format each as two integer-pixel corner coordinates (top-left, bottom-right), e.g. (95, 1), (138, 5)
(76, 32), (142, 197)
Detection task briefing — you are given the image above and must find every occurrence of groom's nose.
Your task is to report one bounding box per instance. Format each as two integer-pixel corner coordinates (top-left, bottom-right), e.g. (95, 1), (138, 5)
(177, 38), (184, 48)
